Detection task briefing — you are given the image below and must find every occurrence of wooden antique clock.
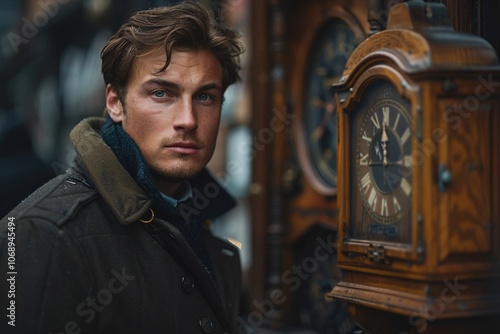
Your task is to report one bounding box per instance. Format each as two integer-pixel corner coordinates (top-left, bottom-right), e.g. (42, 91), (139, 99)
(328, 1), (500, 333)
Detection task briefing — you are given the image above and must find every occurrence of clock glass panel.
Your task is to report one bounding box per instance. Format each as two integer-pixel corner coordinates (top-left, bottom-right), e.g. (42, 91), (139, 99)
(302, 19), (360, 193)
(349, 80), (413, 243)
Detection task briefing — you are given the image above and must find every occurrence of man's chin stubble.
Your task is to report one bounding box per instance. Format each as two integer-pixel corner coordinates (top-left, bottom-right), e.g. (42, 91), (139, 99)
(150, 166), (203, 183)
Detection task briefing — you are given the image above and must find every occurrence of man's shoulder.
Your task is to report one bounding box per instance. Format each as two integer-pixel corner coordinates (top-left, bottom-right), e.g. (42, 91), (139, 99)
(2, 172), (98, 229)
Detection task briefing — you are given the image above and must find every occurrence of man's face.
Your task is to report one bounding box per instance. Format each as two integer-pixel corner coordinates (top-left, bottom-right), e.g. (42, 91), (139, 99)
(106, 49), (223, 187)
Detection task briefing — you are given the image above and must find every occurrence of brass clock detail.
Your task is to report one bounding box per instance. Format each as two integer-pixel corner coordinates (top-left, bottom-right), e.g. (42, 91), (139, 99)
(351, 81), (413, 242)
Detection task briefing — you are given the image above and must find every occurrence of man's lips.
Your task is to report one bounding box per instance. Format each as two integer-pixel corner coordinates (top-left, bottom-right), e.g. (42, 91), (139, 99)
(164, 142), (200, 155)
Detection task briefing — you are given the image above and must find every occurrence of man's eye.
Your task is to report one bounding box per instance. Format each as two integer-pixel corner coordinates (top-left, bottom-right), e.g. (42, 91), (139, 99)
(197, 93), (212, 101)
(153, 90), (166, 98)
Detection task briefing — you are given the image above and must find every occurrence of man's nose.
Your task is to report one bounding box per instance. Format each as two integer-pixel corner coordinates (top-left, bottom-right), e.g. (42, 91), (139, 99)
(173, 97), (198, 131)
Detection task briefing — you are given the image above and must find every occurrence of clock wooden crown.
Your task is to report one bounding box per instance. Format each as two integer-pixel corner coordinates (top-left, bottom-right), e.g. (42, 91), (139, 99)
(328, 0), (500, 331)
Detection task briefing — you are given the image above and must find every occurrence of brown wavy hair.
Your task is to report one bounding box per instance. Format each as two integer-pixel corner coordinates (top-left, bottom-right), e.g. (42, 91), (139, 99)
(101, 1), (243, 102)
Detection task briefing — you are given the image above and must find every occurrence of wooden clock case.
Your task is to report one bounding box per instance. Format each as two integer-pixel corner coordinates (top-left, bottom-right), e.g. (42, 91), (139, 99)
(327, 1), (500, 333)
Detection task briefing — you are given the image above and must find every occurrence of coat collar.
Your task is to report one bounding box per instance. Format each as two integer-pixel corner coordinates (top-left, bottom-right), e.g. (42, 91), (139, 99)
(70, 117), (153, 224)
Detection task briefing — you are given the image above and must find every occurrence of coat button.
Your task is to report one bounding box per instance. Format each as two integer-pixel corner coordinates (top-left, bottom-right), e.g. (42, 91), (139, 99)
(199, 316), (213, 333)
(181, 275), (195, 293)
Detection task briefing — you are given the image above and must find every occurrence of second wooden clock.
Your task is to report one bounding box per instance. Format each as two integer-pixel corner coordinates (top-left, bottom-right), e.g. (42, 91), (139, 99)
(299, 17), (362, 195)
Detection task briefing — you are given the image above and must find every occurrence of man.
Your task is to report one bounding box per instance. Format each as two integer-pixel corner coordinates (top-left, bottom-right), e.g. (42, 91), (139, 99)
(1, 2), (244, 333)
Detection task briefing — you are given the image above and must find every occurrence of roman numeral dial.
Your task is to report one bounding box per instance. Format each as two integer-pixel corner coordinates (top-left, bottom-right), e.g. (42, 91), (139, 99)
(355, 97), (413, 225)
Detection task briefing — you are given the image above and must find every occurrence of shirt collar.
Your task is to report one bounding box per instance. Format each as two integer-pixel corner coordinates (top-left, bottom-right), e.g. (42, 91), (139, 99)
(160, 181), (193, 208)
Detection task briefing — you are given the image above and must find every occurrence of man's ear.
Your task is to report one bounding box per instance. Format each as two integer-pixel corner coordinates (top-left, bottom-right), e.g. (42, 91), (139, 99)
(106, 84), (125, 123)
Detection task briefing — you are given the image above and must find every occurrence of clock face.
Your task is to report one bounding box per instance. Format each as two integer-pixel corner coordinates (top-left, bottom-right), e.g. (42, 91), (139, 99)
(301, 19), (360, 194)
(349, 81), (413, 243)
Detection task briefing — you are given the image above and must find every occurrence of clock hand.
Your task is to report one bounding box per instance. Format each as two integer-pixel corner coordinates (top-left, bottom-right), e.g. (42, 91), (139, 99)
(381, 123), (389, 167)
(312, 101), (335, 141)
